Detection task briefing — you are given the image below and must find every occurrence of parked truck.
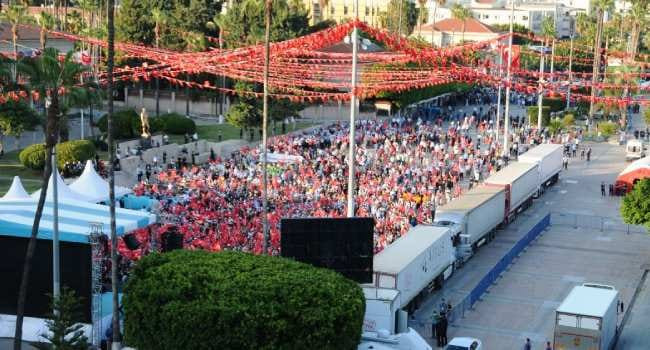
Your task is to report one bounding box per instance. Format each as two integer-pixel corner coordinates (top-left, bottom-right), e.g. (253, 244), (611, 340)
(433, 185), (505, 261)
(518, 144), (563, 196)
(484, 162), (539, 222)
(362, 225), (455, 333)
(553, 283), (619, 350)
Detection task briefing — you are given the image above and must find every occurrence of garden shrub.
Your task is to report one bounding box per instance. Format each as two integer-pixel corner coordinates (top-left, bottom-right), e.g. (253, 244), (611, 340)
(527, 106), (551, 127)
(19, 143), (47, 170)
(123, 250), (365, 350)
(157, 113), (196, 134)
(598, 121), (618, 138)
(19, 140), (96, 170)
(543, 97), (565, 112)
(96, 109), (139, 139)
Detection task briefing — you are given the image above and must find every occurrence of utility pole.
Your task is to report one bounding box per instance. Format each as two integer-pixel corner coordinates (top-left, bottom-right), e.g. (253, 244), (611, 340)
(496, 45), (503, 143)
(567, 28), (574, 109)
(261, 0), (272, 252)
(503, 0), (515, 157)
(537, 49), (545, 130)
(347, 0), (359, 218)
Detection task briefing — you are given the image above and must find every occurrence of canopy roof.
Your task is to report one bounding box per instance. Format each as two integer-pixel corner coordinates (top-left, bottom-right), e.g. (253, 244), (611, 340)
(1, 176), (30, 200)
(0, 198), (156, 243)
(31, 168), (93, 203)
(69, 160), (132, 202)
(620, 156), (650, 176)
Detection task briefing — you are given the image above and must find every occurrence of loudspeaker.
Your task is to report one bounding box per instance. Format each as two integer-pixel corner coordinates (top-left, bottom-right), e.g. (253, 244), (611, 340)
(122, 233), (140, 251)
(161, 228), (183, 252)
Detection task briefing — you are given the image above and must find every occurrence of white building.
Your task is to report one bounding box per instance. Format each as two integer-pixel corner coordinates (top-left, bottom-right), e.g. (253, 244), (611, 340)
(418, 17), (502, 46)
(427, 0), (580, 38)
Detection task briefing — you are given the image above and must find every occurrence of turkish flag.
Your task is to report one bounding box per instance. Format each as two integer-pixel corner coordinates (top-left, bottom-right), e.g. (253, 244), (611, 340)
(502, 45), (520, 69)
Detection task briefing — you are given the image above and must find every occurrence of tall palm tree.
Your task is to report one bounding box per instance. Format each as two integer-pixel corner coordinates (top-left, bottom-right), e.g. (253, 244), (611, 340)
(626, 0), (649, 58)
(207, 14), (227, 115)
(13, 48), (89, 350)
(151, 8), (167, 117)
(1, 4), (33, 82)
(451, 4), (471, 44)
(35, 12), (56, 52)
(430, 0), (445, 46)
(589, 0), (614, 122)
(417, 0), (427, 36)
(106, 0), (121, 349)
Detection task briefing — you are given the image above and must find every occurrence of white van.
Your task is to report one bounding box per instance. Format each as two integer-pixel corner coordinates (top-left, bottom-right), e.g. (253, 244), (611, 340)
(626, 139), (644, 161)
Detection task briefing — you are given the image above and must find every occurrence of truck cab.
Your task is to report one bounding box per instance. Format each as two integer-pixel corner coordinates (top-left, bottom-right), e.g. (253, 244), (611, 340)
(432, 216), (467, 261)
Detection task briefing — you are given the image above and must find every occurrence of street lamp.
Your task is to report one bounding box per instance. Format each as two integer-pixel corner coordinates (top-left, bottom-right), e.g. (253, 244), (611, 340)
(347, 0), (360, 218)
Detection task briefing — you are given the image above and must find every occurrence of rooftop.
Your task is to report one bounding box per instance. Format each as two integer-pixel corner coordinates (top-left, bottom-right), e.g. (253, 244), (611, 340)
(420, 18), (497, 34)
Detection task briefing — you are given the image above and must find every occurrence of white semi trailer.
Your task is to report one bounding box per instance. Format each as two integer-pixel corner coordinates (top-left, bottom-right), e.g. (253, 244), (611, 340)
(362, 225), (455, 333)
(518, 143), (563, 196)
(553, 283), (619, 350)
(484, 162), (539, 222)
(433, 185), (505, 261)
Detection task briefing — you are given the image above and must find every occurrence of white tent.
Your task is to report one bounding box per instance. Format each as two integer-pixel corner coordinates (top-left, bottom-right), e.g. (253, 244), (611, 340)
(31, 167), (93, 203)
(69, 160), (132, 203)
(1, 176), (30, 200)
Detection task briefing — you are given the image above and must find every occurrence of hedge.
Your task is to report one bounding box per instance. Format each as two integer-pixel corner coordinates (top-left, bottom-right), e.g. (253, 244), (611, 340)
(123, 250), (365, 350)
(528, 106), (551, 127)
(543, 97), (565, 112)
(375, 82), (474, 109)
(97, 111), (195, 139)
(19, 140), (96, 170)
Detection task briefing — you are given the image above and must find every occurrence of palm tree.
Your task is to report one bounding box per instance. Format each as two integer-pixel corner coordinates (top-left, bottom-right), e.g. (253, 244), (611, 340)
(13, 48), (89, 350)
(206, 14), (227, 115)
(417, 0), (427, 36)
(626, 0), (649, 58)
(430, 0), (445, 46)
(1, 4), (33, 82)
(589, 0), (614, 122)
(451, 4), (471, 44)
(106, 0), (121, 349)
(35, 12), (56, 52)
(151, 8), (167, 49)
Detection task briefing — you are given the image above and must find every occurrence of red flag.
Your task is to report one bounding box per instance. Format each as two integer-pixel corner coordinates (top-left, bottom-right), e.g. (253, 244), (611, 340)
(502, 45), (520, 69)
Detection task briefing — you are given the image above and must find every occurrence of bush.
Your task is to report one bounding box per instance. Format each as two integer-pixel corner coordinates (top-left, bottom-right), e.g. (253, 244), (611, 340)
(123, 250), (365, 350)
(96, 109), (140, 139)
(157, 113), (196, 134)
(527, 106), (551, 127)
(19, 140), (96, 170)
(562, 113), (575, 128)
(598, 121), (618, 138)
(19, 143), (47, 170)
(543, 97), (565, 112)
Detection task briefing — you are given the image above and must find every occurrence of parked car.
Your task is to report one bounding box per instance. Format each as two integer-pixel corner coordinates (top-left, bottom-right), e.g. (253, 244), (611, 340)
(446, 337), (482, 350)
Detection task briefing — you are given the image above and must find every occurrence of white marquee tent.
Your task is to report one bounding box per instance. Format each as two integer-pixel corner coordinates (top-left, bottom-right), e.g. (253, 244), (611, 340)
(69, 160), (132, 202)
(31, 168), (93, 203)
(1, 176), (31, 200)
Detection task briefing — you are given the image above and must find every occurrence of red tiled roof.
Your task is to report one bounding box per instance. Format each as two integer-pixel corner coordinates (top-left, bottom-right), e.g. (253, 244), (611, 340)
(421, 18), (496, 34)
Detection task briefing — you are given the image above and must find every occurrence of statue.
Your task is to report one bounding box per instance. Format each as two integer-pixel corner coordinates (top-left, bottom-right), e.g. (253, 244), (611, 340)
(140, 108), (151, 138)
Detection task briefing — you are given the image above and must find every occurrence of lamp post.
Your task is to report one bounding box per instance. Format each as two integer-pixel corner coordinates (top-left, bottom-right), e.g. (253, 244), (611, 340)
(347, 0), (359, 218)
(262, 0), (272, 252)
(496, 45), (503, 143)
(503, 0), (515, 157)
(567, 21), (574, 110)
(537, 48), (545, 131)
(47, 95), (60, 305)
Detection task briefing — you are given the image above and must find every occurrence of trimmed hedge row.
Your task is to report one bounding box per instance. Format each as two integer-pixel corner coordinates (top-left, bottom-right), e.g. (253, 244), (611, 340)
(97, 110), (196, 139)
(19, 140), (96, 170)
(123, 250), (365, 350)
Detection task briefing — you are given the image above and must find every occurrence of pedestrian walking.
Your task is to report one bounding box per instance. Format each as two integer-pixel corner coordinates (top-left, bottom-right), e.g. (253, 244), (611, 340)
(546, 341), (552, 350)
(562, 156), (568, 170)
(601, 182), (606, 197)
(440, 315), (449, 346)
(609, 183), (614, 196)
(586, 147), (592, 162)
(524, 338), (532, 350)
(581, 149), (585, 159)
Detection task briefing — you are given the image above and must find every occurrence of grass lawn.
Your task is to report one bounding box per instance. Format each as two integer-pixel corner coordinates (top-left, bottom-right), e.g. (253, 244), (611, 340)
(0, 149), (43, 196)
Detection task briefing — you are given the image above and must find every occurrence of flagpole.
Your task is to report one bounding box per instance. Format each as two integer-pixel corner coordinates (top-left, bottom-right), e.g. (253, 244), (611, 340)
(503, 0), (515, 157)
(347, 0), (359, 218)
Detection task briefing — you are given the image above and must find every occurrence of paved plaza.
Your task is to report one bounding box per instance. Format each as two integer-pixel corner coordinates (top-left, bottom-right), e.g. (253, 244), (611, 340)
(413, 114), (650, 349)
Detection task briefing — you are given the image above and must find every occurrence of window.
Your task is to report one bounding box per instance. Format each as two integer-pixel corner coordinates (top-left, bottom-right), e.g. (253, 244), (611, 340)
(580, 316), (600, 330)
(366, 6), (370, 15)
(344, 5), (349, 15)
(557, 313), (578, 327)
(523, 15), (529, 20)
(331, 6), (335, 14)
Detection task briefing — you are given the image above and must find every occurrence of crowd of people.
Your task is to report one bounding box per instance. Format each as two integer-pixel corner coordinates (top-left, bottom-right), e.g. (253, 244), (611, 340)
(115, 88), (576, 262)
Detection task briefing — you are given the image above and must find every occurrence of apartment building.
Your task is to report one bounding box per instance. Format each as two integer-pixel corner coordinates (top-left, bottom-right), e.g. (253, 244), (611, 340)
(302, 0), (393, 26)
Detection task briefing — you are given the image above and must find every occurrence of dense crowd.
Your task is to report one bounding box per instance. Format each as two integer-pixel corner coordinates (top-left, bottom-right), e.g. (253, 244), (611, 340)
(115, 88), (582, 263)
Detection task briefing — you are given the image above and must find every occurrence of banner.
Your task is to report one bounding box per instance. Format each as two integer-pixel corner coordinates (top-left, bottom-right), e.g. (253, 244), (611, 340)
(502, 45), (521, 69)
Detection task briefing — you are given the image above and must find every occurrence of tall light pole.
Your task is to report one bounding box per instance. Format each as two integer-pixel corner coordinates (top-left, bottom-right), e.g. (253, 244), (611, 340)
(496, 45), (503, 143)
(537, 48), (545, 131)
(567, 22), (574, 109)
(51, 122), (60, 306)
(262, 0), (272, 252)
(503, 0), (515, 157)
(347, 0), (359, 218)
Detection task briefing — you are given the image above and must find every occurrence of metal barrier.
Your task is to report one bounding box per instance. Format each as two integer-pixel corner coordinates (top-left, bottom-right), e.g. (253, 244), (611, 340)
(411, 214), (551, 332)
(550, 212), (647, 235)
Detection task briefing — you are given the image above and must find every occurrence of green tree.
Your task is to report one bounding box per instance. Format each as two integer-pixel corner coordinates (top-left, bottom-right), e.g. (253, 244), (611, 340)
(1, 4), (33, 81)
(31, 287), (89, 350)
(626, 0), (649, 57)
(35, 12), (56, 51)
(589, 0), (615, 121)
(218, 0), (309, 48)
(123, 250), (365, 350)
(380, 0), (418, 36)
(644, 108), (650, 125)
(621, 178), (650, 228)
(151, 8), (168, 49)
(13, 49), (89, 350)
(451, 4), (471, 43)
